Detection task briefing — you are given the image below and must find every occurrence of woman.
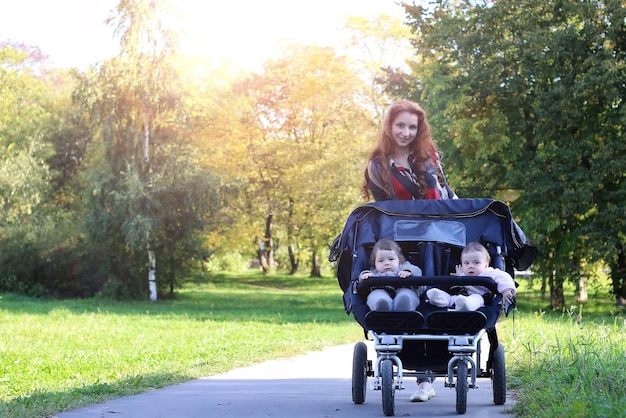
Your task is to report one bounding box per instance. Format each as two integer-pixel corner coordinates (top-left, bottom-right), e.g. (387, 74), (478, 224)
(361, 99), (456, 202)
(361, 99), (456, 402)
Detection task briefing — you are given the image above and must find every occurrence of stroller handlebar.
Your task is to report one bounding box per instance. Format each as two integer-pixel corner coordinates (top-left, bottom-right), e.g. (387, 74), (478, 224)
(355, 275), (499, 295)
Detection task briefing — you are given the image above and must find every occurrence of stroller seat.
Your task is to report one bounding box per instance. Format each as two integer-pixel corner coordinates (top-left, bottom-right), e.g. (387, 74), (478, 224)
(364, 309), (489, 335)
(426, 311), (487, 334)
(356, 275), (503, 334)
(364, 311), (425, 334)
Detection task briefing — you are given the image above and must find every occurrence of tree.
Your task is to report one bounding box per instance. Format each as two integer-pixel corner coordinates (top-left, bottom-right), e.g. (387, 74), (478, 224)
(203, 44), (374, 275)
(0, 42), (104, 297)
(342, 14), (415, 123)
(0, 43), (53, 227)
(75, 0), (220, 299)
(402, 0), (626, 307)
(0, 42), (59, 296)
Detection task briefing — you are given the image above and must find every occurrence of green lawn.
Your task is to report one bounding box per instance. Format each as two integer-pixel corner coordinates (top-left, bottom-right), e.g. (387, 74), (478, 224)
(0, 272), (362, 418)
(501, 278), (626, 417)
(1, 271), (625, 417)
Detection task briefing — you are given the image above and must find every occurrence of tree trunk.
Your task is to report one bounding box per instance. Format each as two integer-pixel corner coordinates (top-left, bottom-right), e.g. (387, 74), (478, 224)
(610, 245), (626, 306)
(286, 197), (297, 274)
(148, 238), (157, 301)
(549, 269), (565, 310)
(143, 115), (157, 301)
(143, 115), (150, 163)
(288, 245), (299, 274)
(259, 213), (274, 273)
(575, 276), (588, 303)
(310, 251), (321, 278)
(169, 255), (175, 297)
(540, 274), (547, 300)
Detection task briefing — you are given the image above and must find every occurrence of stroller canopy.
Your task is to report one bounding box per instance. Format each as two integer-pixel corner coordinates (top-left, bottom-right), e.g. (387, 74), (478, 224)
(330, 198), (537, 295)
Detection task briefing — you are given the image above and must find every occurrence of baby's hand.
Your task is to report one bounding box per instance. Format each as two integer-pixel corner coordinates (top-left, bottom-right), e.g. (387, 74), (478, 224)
(359, 272), (372, 280)
(502, 289), (515, 304)
(452, 265), (463, 276)
(398, 270), (411, 278)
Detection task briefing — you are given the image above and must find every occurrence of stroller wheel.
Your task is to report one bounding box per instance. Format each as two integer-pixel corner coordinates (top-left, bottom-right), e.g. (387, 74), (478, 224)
(491, 344), (507, 405)
(381, 359), (395, 416)
(455, 360), (468, 414)
(352, 342), (368, 404)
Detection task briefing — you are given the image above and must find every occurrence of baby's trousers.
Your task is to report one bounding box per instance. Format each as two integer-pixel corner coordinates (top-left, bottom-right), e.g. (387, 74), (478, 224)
(366, 288), (420, 311)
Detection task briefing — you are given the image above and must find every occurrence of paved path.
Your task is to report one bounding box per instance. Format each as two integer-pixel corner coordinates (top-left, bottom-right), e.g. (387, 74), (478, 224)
(55, 342), (515, 417)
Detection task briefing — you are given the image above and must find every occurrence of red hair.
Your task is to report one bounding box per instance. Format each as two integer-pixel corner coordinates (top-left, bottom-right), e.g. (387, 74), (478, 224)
(361, 100), (437, 200)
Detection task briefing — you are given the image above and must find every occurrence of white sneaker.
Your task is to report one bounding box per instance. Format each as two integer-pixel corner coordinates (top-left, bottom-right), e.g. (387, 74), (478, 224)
(409, 386), (436, 402)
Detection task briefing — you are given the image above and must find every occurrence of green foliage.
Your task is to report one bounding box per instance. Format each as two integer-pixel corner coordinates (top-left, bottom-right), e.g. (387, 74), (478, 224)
(342, 14), (415, 122)
(0, 218), (106, 298)
(69, 0), (222, 299)
(496, 276), (626, 417)
(203, 44), (374, 275)
(403, 0), (626, 305)
(0, 3), (401, 294)
(0, 43), (99, 297)
(203, 253), (248, 273)
(0, 43), (55, 225)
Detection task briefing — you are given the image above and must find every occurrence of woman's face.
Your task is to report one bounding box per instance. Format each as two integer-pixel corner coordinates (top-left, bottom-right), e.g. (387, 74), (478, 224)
(390, 111), (419, 151)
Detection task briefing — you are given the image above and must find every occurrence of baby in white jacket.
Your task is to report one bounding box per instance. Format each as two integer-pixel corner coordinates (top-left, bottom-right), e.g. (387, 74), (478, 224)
(427, 242), (515, 311)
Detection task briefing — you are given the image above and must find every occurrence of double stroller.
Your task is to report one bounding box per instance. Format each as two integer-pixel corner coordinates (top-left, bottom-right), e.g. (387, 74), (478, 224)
(330, 199), (537, 416)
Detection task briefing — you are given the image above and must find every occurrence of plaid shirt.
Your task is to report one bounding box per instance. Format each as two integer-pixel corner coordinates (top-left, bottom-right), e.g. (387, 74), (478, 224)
(367, 154), (457, 201)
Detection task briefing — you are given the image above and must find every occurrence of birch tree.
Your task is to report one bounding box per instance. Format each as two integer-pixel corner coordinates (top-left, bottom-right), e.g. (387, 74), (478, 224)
(109, 0), (180, 300)
(76, 0), (219, 299)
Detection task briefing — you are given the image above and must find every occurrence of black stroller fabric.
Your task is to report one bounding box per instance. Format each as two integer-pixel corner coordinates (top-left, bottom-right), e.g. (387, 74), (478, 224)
(329, 198), (537, 330)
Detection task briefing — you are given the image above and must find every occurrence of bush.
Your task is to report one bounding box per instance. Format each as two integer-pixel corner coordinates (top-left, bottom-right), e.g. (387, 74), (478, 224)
(204, 253), (247, 273)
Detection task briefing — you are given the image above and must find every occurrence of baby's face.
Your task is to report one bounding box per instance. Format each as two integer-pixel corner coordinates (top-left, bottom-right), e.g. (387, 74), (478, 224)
(374, 249), (400, 273)
(460, 250), (489, 276)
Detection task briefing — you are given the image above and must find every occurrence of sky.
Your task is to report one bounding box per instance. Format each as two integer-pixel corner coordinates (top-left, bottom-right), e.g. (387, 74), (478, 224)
(0, 0), (409, 71)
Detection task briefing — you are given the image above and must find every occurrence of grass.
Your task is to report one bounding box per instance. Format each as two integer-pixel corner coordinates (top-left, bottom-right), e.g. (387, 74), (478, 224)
(1, 271), (625, 417)
(501, 278), (626, 417)
(0, 272), (363, 418)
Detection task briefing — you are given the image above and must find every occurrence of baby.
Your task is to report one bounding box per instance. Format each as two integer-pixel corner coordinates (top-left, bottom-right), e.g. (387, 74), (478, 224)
(359, 239), (425, 311)
(426, 242), (515, 311)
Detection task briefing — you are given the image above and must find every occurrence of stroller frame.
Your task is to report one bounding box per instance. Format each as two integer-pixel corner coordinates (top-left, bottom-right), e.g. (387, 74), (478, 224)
(369, 328), (486, 392)
(331, 199), (537, 416)
(352, 275), (506, 415)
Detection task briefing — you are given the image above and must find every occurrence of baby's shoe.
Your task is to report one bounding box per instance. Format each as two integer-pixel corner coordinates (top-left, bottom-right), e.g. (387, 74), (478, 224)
(454, 294), (483, 311)
(454, 295), (471, 311)
(426, 288), (450, 307)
